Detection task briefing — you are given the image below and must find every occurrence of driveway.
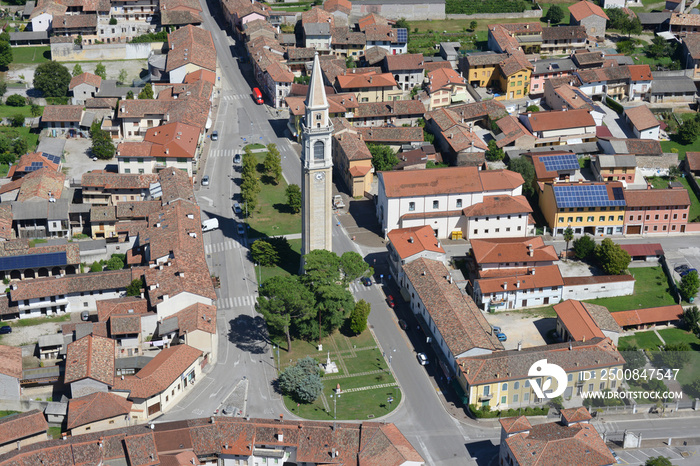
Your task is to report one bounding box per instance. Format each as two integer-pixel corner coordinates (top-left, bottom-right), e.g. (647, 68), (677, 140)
(600, 103), (633, 138)
(485, 311), (554, 350)
(61, 137), (117, 181)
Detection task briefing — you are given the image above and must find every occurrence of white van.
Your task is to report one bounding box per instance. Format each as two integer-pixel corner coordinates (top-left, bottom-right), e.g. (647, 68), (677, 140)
(202, 218), (219, 232)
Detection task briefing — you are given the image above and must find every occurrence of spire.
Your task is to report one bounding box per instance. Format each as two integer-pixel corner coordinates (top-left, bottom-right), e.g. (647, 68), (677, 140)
(306, 52), (328, 110)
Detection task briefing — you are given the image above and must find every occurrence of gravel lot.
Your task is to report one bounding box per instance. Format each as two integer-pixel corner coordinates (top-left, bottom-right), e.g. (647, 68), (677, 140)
(485, 312), (553, 350)
(0, 322), (62, 347)
(61, 137), (118, 181)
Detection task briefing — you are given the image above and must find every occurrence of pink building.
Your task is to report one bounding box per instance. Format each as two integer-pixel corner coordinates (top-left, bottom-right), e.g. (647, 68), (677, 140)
(623, 187), (690, 234)
(530, 58), (577, 95)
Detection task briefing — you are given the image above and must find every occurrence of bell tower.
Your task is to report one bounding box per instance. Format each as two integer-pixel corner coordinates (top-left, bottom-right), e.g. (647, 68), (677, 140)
(300, 52), (334, 261)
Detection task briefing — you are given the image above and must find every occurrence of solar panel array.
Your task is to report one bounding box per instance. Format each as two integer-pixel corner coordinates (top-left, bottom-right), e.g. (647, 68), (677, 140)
(541, 154), (579, 172)
(23, 161), (45, 172)
(396, 28), (407, 44)
(553, 185), (626, 209)
(0, 251), (68, 272)
(44, 153), (61, 164)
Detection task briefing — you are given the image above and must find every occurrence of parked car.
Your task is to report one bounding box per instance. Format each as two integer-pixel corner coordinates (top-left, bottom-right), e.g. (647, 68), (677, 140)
(675, 264), (690, 274)
(202, 218), (220, 232)
(223, 405), (234, 415)
(233, 153), (241, 164)
(361, 276), (372, 286)
(496, 332), (507, 342)
(492, 326), (501, 334)
(0, 326), (11, 334)
(387, 295), (395, 308)
(233, 202), (242, 215)
(211, 130), (218, 141)
(237, 224), (246, 235)
(252, 87), (263, 104)
(201, 175), (210, 186)
(398, 319), (408, 330)
(680, 268), (698, 277)
(416, 353), (429, 365)
(81, 311), (90, 321)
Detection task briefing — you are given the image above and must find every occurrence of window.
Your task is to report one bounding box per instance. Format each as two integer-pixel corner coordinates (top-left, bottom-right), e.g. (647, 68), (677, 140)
(600, 382), (605, 391)
(408, 202), (415, 211)
(576, 216), (583, 222)
(483, 386), (490, 395)
(502, 383), (508, 391)
(524, 393), (530, 401)
(608, 216), (614, 221)
(314, 141), (324, 160)
(568, 217), (573, 223)
(124, 169), (131, 174)
(673, 213), (678, 219)
(495, 228), (500, 233)
(588, 216), (594, 222)
(664, 214), (669, 220)
(474, 229), (478, 234)
(513, 394), (519, 403)
(501, 396), (507, 404)
(123, 157), (130, 163)
(618, 216), (623, 221)
(456, 198), (462, 208)
(525, 380), (530, 388)
(433, 200), (439, 209)
(568, 373), (573, 382)
(517, 226), (522, 231)
(484, 229), (489, 234)
(514, 381), (519, 389)
(599, 216), (605, 221)
(655, 214), (659, 220)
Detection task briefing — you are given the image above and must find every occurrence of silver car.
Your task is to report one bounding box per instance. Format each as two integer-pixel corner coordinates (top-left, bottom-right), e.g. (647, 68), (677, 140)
(201, 175), (210, 186)
(416, 353), (429, 366)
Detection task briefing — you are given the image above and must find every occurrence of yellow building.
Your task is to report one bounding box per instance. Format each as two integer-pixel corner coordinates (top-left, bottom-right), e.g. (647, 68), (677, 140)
(332, 119), (373, 197)
(463, 53), (504, 88)
(496, 54), (532, 101)
(90, 205), (118, 240)
(459, 338), (624, 410)
(335, 72), (402, 103)
(539, 181), (626, 237)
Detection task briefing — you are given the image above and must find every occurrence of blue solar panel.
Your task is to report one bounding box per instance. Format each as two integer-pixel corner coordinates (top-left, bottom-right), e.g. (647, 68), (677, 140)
(396, 28), (407, 44)
(0, 252), (68, 272)
(541, 154), (579, 172)
(553, 185), (626, 209)
(46, 154), (61, 164)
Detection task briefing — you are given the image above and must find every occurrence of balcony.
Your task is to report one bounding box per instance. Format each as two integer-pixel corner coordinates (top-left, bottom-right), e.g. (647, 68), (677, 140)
(478, 393), (493, 401)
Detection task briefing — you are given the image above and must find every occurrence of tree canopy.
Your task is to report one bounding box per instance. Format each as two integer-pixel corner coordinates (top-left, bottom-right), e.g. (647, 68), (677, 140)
(251, 239), (279, 266)
(680, 271), (699, 302)
(507, 157), (535, 197)
(595, 238), (631, 275)
(263, 143), (283, 184)
(90, 120), (116, 159)
(278, 356), (323, 403)
(573, 235), (596, 260)
(34, 61), (72, 97)
(369, 144), (399, 172)
(138, 83), (154, 99)
(285, 184), (302, 213)
(257, 276), (316, 349)
(349, 300), (371, 335)
(485, 140), (505, 161)
(94, 63), (107, 80)
(0, 40), (12, 69)
(545, 4), (565, 24)
(683, 306), (700, 334)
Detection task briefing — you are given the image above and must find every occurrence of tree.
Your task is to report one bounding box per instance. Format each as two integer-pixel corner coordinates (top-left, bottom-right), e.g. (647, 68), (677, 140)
(105, 256), (124, 270)
(395, 18), (410, 31)
(257, 276), (316, 349)
(278, 357), (323, 403)
(94, 63), (107, 80)
(5, 94), (25, 107)
(680, 270), (700, 302)
(74, 35), (83, 47)
(526, 104), (539, 112)
(303, 249), (341, 289)
(90, 120), (116, 160)
(285, 184), (302, 213)
(263, 143), (282, 184)
(622, 347), (646, 371)
(469, 20), (478, 31)
(645, 457), (672, 466)
(118, 69), (128, 85)
(349, 299), (371, 335)
(340, 251), (369, 284)
(677, 119), (700, 145)
(0, 40), (12, 69)
(595, 238), (631, 275)
(316, 283), (355, 338)
(573, 235), (596, 260)
(345, 55), (356, 69)
(546, 4), (565, 23)
(563, 227), (574, 261)
(251, 239), (279, 266)
(485, 139), (505, 161)
(241, 148), (260, 212)
(72, 64), (83, 77)
(90, 262), (103, 272)
(0, 77), (6, 99)
(138, 83), (154, 99)
(606, 7), (628, 29)
(683, 306), (700, 334)
(10, 114), (24, 128)
(653, 342), (692, 371)
(621, 17), (642, 38)
(33, 61), (72, 97)
(648, 35), (671, 59)
(507, 157), (535, 197)
(30, 104), (42, 118)
(368, 144), (399, 172)
(668, 165), (682, 180)
(109, 17), (118, 25)
(126, 90), (134, 99)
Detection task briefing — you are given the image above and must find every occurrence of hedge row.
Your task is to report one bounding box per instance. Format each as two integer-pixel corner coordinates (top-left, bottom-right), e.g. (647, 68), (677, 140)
(468, 404), (550, 418)
(446, 0), (530, 14)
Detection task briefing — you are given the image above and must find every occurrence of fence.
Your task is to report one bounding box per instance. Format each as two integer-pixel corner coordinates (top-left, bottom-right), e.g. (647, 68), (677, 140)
(0, 399), (49, 412)
(447, 8), (542, 20)
(659, 255), (681, 303)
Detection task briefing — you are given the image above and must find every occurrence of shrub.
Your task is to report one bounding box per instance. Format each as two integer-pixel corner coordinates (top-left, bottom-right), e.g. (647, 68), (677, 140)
(605, 97), (623, 115)
(278, 356), (323, 404)
(9, 114), (24, 127)
(5, 94), (25, 107)
(109, 17), (117, 25)
(90, 262), (103, 272)
(573, 235), (596, 260)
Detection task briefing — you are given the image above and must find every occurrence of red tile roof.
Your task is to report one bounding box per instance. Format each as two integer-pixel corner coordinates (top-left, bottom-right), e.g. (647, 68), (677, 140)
(14, 152), (60, 175)
(69, 72), (102, 90)
(67, 392), (133, 430)
(64, 335), (115, 386)
(97, 296), (149, 322)
(624, 105), (659, 131)
(82, 172), (158, 190)
(357, 423), (425, 466)
(628, 64), (653, 81)
(560, 406), (593, 424)
(0, 344), (22, 379)
(554, 299), (605, 341)
(166, 25), (216, 73)
(162, 302), (217, 336)
(387, 225), (445, 261)
(462, 195), (532, 217)
(15, 167), (66, 202)
(619, 243), (664, 258)
(42, 105), (83, 123)
(428, 67), (466, 93)
(476, 264), (564, 294)
(124, 432), (159, 466)
(612, 305), (684, 327)
(323, 0), (351, 14)
(525, 109), (595, 132)
(10, 269), (134, 301)
(499, 416), (532, 434)
(336, 71), (396, 90)
(0, 410), (47, 446)
(624, 188), (690, 208)
(379, 167), (523, 198)
(471, 237), (558, 265)
(568, 0), (609, 20)
(687, 151), (700, 172)
(112, 344), (202, 399)
(143, 122), (200, 159)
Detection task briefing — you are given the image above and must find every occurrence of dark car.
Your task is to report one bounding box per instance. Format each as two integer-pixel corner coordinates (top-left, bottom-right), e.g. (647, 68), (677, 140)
(233, 153), (241, 164)
(398, 319), (408, 330)
(387, 295), (395, 308)
(361, 277), (372, 286)
(0, 326), (11, 334)
(675, 264), (690, 274)
(681, 268), (698, 277)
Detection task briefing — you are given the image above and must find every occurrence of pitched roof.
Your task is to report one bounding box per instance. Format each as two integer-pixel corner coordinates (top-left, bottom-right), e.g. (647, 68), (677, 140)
(554, 299), (605, 341)
(428, 67), (466, 93)
(495, 115), (534, 148)
(336, 71), (396, 90)
(500, 416), (532, 434)
(624, 105), (659, 131)
(53, 13), (97, 29)
(69, 72), (102, 90)
(475, 264), (564, 294)
(358, 126), (423, 144)
(0, 410), (47, 445)
(560, 406), (593, 424)
(11, 167), (66, 202)
(67, 392), (133, 430)
(462, 195), (532, 217)
(166, 25), (216, 72)
(358, 12), (388, 30)
(542, 25), (587, 41)
(612, 305), (684, 327)
(42, 105), (83, 123)
(64, 335), (115, 385)
(14, 151), (60, 175)
(623, 188), (690, 208)
(619, 243), (664, 258)
(384, 53), (424, 71)
(525, 109), (595, 132)
(0, 345), (22, 379)
(301, 5), (334, 26)
(471, 237), (558, 265)
(334, 129), (372, 161)
(97, 296), (149, 322)
(143, 122), (200, 159)
(628, 64), (653, 81)
(162, 302), (216, 336)
(82, 172), (158, 190)
(0, 206), (12, 241)
(11, 268), (134, 301)
(402, 258), (504, 355)
(110, 314), (142, 335)
(380, 167), (523, 198)
(687, 151), (700, 171)
(112, 344), (202, 399)
(568, 1), (609, 21)
(323, 0), (351, 14)
(386, 225), (445, 261)
(357, 423), (426, 466)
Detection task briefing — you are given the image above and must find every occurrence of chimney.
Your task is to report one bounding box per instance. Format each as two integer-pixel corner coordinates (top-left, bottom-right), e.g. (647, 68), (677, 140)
(277, 433), (284, 442)
(279, 414), (284, 422)
(517, 342), (522, 351)
(530, 268), (536, 275)
(503, 282), (507, 290)
(210, 416), (215, 423)
(408, 236), (414, 243)
(515, 281), (520, 288)
(528, 244), (534, 256)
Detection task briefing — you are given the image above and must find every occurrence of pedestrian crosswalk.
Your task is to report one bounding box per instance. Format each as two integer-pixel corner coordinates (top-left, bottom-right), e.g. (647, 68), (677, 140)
(205, 240), (242, 255)
(348, 282), (362, 293)
(209, 149), (237, 158)
(222, 94), (247, 101)
(216, 295), (257, 309)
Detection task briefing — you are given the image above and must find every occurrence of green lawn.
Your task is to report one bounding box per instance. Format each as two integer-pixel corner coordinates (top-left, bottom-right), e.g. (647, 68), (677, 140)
(0, 411), (18, 418)
(657, 328), (700, 351)
(0, 126), (40, 152)
(48, 426), (63, 439)
(583, 266), (676, 312)
(277, 330), (401, 421)
(11, 46), (51, 65)
(619, 330), (663, 350)
(0, 104), (43, 119)
(647, 176), (700, 221)
(246, 152), (301, 237)
(507, 304), (557, 318)
(8, 313), (70, 328)
(655, 328), (700, 397)
(0, 164), (8, 177)
(258, 238), (301, 282)
(627, 47), (673, 68)
(660, 137), (700, 161)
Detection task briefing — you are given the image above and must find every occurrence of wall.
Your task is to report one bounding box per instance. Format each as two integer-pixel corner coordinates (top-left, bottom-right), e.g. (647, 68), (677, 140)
(0, 374), (19, 401)
(351, 2), (445, 21)
(0, 432), (48, 455)
(562, 279), (635, 300)
(70, 378), (109, 398)
(447, 9), (542, 20)
(50, 42), (161, 62)
(71, 414), (131, 435)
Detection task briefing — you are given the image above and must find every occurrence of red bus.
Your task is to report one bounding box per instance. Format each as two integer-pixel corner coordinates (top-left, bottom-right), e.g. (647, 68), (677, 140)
(252, 88), (263, 104)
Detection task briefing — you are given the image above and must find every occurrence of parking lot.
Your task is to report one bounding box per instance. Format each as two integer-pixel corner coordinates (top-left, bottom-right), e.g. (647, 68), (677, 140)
(484, 311), (554, 350)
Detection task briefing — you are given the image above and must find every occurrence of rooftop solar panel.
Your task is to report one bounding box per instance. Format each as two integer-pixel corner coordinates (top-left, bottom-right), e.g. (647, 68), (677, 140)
(541, 154), (579, 172)
(553, 185), (626, 209)
(0, 251), (68, 272)
(397, 28), (407, 43)
(46, 154), (61, 164)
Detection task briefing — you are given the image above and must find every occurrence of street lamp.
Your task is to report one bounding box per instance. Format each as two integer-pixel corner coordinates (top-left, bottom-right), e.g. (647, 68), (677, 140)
(330, 394), (340, 419)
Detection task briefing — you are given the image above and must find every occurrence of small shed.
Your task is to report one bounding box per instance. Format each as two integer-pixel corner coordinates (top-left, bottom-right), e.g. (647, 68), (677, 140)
(45, 401), (68, 424)
(620, 243), (664, 262)
(37, 333), (64, 360)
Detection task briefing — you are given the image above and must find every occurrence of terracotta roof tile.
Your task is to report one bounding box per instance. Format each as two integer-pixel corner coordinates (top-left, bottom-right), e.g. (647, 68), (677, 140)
(124, 432), (159, 466)
(53, 13), (97, 29)
(475, 264), (563, 294)
(162, 302), (216, 336)
(358, 126), (423, 144)
(82, 172), (158, 190)
(624, 188), (690, 207)
(166, 25), (216, 73)
(0, 345), (22, 379)
(14, 168), (65, 202)
(42, 105), (83, 123)
(97, 296), (148, 322)
(428, 67), (466, 93)
(64, 335), (115, 385)
(384, 53), (424, 71)
(624, 105), (659, 131)
(110, 314), (141, 335)
(496, 115), (534, 148)
(380, 167), (522, 197)
(568, 0), (609, 21)
(542, 25), (587, 41)
(500, 416), (532, 434)
(301, 6), (334, 26)
(69, 72), (102, 90)
(0, 205), (12, 241)
(334, 129), (372, 161)
(0, 410), (47, 445)
(11, 268), (134, 301)
(612, 305), (684, 327)
(323, 0), (351, 14)
(462, 195), (532, 217)
(358, 12), (388, 30)
(358, 423), (425, 465)
(554, 299), (606, 341)
(471, 236), (557, 265)
(560, 406), (593, 424)
(387, 225), (445, 261)
(67, 392), (132, 430)
(336, 71), (396, 90)
(14, 152), (60, 175)
(525, 109), (595, 132)
(686, 151), (700, 171)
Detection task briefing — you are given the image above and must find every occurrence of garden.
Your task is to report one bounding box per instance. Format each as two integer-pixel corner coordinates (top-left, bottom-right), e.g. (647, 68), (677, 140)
(646, 175), (700, 222)
(583, 266), (677, 313)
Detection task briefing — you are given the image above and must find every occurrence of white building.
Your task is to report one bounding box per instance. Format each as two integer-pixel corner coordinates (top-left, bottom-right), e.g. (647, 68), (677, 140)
(472, 265), (564, 311)
(376, 166), (526, 239)
(386, 225), (446, 285)
(624, 105), (660, 140)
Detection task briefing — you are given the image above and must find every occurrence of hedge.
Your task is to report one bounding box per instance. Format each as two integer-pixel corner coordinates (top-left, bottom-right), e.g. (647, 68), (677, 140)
(468, 404), (550, 418)
(605, 97), (624, 115)
(446, 0), (530, 14)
